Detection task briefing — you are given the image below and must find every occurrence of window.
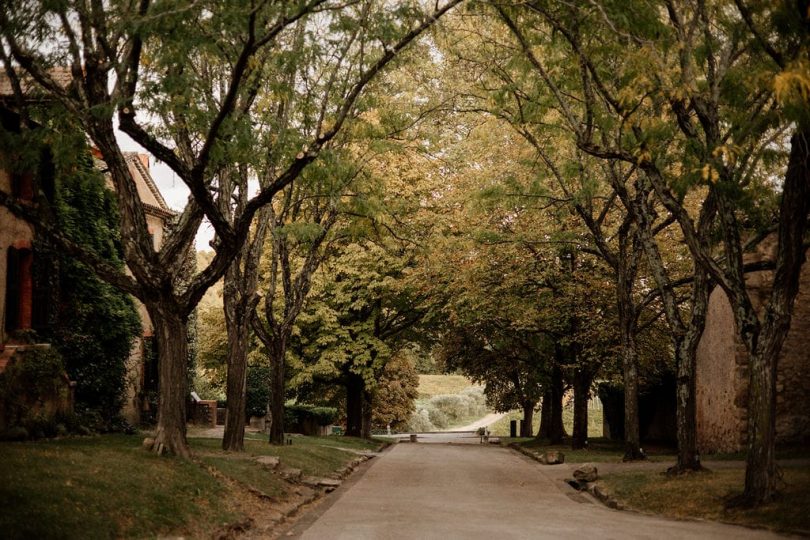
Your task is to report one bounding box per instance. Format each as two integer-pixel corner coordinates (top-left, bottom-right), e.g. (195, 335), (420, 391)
(4, 246), (33, 333)
(10, 171), (35, 201)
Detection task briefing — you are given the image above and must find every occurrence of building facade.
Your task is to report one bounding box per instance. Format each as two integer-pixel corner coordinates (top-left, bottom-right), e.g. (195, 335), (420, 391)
(696, 237), (810, 453)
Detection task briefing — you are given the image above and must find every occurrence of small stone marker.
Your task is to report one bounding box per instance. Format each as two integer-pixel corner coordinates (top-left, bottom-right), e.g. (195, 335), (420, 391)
(410, 433), (417, 443)
(255, 455), (280, 469)
(142, 437), (155, 451)
(279, 467), (303, 481)
(573, 464), (598, 482)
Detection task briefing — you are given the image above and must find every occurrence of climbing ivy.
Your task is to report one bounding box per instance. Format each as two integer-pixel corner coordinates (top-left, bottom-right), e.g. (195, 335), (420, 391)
(43, 148), (141, 426)
(0, 112), (142, 427)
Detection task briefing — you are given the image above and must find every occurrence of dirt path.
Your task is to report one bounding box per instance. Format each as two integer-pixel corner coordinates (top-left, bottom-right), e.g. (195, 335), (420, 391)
(449, 412), (506, 432)
(287, 443), (782, 539)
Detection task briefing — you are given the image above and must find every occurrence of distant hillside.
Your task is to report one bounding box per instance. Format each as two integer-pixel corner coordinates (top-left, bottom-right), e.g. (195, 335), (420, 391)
(417, 374), (481, 399)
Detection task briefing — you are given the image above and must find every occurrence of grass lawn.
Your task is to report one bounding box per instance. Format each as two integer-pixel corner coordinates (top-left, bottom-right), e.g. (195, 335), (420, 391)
(191, 434), (379, 478)
(600, 465), (810, 534)
(508, 437), (676, 463)
(489, 406), (604, 438)
(0, 434), (237, 539)
(0, 433), (380, 539)
(417, 374), (478, 398)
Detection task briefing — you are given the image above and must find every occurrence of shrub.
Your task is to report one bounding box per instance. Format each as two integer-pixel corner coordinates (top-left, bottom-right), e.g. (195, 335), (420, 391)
(285, 404), (339, 430)
(0, 347), (71, 438)
(430, 394), (465, 421)
(406, 386), (488, 432)
(427, 406), (449, 429)
(406, 409), (435, 432)
(245, 364), (271, 418)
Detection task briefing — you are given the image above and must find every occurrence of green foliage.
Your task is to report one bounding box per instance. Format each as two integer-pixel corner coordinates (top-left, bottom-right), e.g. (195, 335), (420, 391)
(43, 147), (140, 424)
(245, 363), (272, 418)
(284, 404), (339, 428)
(372, 351), (420, 430)
(0, 115), (140, 426)
(408, 386), (488, 432)
(0, 346), (71, 438)
(1, 347), (65, 398)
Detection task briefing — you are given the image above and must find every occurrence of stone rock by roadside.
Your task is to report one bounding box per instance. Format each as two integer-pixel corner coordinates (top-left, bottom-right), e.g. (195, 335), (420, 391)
(302, 476), (342, 492)
(573, 464), (598, 482)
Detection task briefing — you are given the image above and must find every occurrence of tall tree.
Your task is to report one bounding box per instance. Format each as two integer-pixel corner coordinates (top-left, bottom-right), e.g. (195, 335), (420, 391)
(0, 0), (463, 456)
(499, 0), (808, 497)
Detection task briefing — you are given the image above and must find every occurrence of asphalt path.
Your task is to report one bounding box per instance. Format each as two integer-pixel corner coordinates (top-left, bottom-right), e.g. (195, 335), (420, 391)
(291, 443), (783, 540)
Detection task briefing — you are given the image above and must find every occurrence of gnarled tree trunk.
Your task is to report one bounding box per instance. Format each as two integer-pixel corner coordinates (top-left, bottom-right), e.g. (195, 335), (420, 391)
(617, 267), (643, 460)
(571, 369), (591, 450)
(739, 129), (810, 505)
(147, 303), (191, 458)
(222, 297), (251, 451)
(549, 362), (565, 444)
(345, 372), (364, 437)
(520, 401), (534, 437)
(361, 388), (373, 439)
(268, 337), (287, 445)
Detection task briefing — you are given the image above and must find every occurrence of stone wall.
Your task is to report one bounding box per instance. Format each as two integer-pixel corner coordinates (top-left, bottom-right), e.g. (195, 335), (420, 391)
(696, 238), (810, 453)
(774, 250), (810, 445)
(695, 288), (746, 453)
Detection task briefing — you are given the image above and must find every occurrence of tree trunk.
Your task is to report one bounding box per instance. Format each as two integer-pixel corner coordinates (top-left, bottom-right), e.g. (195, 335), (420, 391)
(671, 338), (701, 471)
(521, 401), (534, 437)
(538, 389), (551, 439)
(549, 363), (565, 444)
(618, 283), (644, 460)
(571, 369), (591, 450)
(361, 388), (373, 439)
(268, 338), (287, 445)
(222, 298), (250, 451)
(345, 372), (363, 437)
(147, 303), (191, 458)
(739, 129), (809, 505)
(672, 268), (708, 474)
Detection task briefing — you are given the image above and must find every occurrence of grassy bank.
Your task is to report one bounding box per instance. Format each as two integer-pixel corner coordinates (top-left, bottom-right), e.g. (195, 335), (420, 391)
(600, 465), (810, 535)
(417, 374), (479, 398)
(0, 433), (378, 539)
(489, 405), (604, 438)
(506, 437), (676, 463)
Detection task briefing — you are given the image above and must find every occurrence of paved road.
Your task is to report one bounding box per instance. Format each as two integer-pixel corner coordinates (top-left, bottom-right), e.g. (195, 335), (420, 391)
(294, 443), (781, 539)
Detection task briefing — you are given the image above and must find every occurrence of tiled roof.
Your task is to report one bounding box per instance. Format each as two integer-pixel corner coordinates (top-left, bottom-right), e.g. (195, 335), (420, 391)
(123, 152), (172, 213)
(0, 67), (73, 98)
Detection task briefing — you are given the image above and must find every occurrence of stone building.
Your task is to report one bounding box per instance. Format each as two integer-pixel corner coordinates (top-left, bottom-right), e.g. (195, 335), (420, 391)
(0, 115), (172, 425)
(696, 237), (810, 453)
(0, 105), (58, 356)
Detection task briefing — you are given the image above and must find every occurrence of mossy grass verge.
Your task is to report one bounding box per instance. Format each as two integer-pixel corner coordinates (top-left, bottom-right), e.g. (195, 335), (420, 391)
(599, 465), (810, 535)
(489, 407), (604, 439)
(190, 434), (379, 478)
(0, 433), (378, 539)
(506, 437), (676, 463)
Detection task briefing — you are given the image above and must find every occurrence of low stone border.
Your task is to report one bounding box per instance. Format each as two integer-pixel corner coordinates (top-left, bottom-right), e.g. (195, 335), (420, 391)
(507, 442), (565, 465)
(586, 482), (624, 510)
(209, 445), (384, 539)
